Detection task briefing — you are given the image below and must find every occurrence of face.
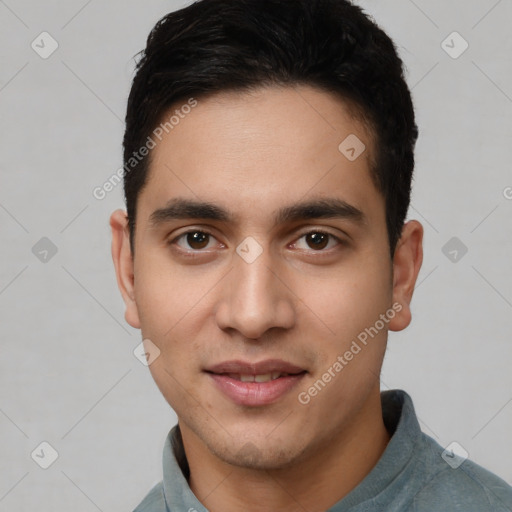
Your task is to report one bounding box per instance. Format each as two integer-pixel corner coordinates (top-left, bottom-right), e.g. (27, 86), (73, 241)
(111, 85), (422, 470)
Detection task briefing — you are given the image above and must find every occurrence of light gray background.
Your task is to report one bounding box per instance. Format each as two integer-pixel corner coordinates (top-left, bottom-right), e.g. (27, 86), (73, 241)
(1, 0), (511, 510)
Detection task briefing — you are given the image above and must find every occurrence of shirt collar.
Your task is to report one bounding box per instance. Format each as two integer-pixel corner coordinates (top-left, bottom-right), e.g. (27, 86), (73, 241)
(328, 389), (422, 510)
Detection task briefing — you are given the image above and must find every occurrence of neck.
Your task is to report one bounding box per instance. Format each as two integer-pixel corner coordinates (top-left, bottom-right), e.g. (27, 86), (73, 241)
(181, 389), (390, 512)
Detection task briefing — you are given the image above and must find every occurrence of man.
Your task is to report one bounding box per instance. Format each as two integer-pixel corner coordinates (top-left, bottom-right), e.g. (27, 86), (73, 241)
(110, 0), (512, 510)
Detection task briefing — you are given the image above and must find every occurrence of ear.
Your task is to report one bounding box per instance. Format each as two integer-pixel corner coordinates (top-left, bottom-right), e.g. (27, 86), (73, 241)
(110, 209), (141, 329)
(388, 220), (423, 332)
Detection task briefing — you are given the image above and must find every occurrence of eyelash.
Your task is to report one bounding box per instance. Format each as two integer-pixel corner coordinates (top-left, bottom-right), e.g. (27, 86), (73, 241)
(292, 229), (342, 251)
(169, 228), (344, 254)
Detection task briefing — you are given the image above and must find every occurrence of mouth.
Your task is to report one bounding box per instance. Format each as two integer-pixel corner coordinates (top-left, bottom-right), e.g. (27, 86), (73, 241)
(205, 359), (307, 406)
(220, 371), (297, 383)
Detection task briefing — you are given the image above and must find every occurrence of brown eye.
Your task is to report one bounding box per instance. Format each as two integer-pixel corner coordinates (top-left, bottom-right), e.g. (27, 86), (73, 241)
(172, 230), (217, 251)
(305, 232), (329, 250)
(186, 231), (210, 250)
(293, 230), (341, 252)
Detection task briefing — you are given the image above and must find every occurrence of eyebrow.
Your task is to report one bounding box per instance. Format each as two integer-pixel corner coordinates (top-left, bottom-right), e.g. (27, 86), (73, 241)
(148, 197), (366, 228)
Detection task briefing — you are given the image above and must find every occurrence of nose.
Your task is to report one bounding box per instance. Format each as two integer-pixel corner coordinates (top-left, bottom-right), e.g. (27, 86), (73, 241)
(214, 248), (296, 339)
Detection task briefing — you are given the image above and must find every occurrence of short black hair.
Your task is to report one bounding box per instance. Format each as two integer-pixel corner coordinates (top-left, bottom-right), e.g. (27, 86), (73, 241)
(123, 0), (418, 257)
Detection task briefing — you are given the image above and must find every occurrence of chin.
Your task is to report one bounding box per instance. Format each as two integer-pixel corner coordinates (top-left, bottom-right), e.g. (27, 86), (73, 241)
(208, 434), (308, 471)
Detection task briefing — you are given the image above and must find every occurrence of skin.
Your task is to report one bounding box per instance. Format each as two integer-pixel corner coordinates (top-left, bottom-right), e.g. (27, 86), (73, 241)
(110, 84), (423, 512)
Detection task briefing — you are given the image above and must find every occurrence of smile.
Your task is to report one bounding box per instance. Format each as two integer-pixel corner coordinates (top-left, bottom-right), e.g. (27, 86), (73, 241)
(205, 360), (307, 406)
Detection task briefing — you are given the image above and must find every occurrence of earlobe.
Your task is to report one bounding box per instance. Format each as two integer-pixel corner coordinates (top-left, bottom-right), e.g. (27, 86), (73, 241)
(110, 209), (141, 329)
(388, 220), (423, 332)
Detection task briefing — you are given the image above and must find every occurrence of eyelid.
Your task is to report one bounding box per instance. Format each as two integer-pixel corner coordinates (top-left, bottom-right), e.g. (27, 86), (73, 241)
(169, 228), (222, 251)
(293, 227), (345, 244)
(167, 226), (347, 254)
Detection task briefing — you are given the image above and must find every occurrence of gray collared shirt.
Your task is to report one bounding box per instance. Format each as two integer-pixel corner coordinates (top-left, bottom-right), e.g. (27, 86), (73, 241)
(133, 389), (512, 511)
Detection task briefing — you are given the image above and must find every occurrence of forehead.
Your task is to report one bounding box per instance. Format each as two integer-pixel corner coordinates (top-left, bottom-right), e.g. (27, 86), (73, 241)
(138, 84), (382, 225)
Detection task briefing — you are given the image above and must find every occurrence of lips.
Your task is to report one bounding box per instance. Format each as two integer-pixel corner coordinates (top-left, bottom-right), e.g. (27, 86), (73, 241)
(205, 359), (307, 406)
(206, 359), (306, 376)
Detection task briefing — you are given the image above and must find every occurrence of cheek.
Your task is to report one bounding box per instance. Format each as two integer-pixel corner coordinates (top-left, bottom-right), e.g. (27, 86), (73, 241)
(133, 251), (210, 365)
(297, 251), (392, 342)
(134, 252), (196, 336)
(147, 357), (201, 419)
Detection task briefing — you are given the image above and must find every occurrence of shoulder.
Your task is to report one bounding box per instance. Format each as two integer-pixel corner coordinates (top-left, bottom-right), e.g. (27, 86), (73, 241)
(132, 481), (166, 512)
(412, 435), (512, 511)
